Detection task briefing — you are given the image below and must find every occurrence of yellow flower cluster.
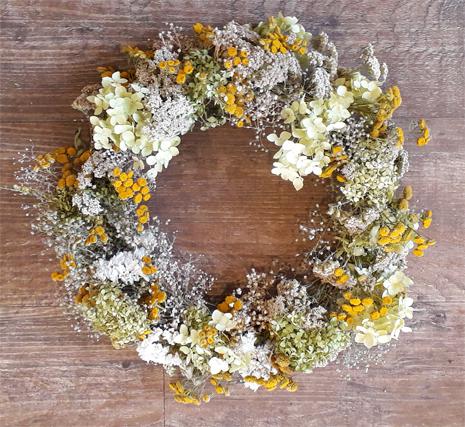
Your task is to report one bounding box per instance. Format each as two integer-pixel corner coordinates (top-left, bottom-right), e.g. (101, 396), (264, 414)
(112, 168), (151, 232)
(85, 225), (108, 246)
(417, 119), (430, 146)
(158, 59), (194, 85)
(217, 82), (253, 125)
(141, 255), (157, 276)
(144, 283), (167, 305)
(272, 354), (292, 375)
(331, 291), (385, 324)
(51, 253), (76, 282)
(210, 375), (231, 396)
(169, 381), (210, 405)
(259, 18), (307, 55)
(54, 147), (91, 190)
(244, 374), (298, 392)
(112, 168), (151, 204)
(378, 222), (410, 250)
(422, 209), (433, 229)
(412, 233), (435, 257)
(217, 294), (243, 313)
(371, 86), (402, 138)
(121, 45), (154, 59)
(192, 22), (214, 46)
(33, 152), (55, 171)
(141, 282), (166, 321)
(223, 46), (249, 69)
(332, 267), (351, 287)
(74, 285), (97, 306)
(135, 204), (150, 232)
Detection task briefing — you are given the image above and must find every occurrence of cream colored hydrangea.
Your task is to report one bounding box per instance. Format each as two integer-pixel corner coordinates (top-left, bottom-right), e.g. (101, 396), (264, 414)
(268, 84), (353, 190)
(350, 72), (382, 102)
(145, 137), (181, 179)
(354, 292), (414, 349)
(209, 310), (236, 332)
(88, 72), (182, 177)
(383, 270), (413, 296)
(88, 72), (151, 152)
(355, 320), (391, 348)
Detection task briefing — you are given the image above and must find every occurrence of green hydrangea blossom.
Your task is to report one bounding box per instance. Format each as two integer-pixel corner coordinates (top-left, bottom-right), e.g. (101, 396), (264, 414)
(79, 284), (150, 348)
(271, 316), (351, 372)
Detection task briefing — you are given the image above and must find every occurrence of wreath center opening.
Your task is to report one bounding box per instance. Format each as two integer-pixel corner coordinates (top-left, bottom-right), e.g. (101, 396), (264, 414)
(153, 127), (332, 288)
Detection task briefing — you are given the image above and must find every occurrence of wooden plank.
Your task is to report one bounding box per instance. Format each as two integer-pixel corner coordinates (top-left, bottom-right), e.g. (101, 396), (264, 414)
(0, 306), (165, 427)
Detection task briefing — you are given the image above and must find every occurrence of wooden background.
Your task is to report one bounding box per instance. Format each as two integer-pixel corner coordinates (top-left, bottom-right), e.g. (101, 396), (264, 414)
(1, 1), (464, 426)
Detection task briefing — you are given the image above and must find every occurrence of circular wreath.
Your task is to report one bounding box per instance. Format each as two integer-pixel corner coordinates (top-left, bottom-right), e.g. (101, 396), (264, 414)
(15, 14), (435, 405)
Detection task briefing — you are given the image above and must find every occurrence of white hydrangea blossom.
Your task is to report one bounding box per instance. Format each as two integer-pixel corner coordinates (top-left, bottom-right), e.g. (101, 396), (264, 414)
(137, 329), (182, 367)
(236, 333), (275, 389)
(145, 136), (181, 179)
(87, 73), (193, 181)
(93, 248), (149, 285)
(208, 356), (229, 375)
(268, 74), (384, 190)
(172, 324), (213, 373)
(350, 72), (382, 103)
(355, 290), (414, 349)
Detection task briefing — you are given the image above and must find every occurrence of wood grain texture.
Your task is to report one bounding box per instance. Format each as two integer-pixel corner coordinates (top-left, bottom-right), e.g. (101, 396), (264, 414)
(0, 1), (464, 426)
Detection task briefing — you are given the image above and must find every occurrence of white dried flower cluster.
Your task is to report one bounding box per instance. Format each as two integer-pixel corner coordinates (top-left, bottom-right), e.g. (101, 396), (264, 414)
(93, 248), (148, 285)
(340, 136), (402, 207)
(77, 145), (132, 189)
(143, 87), (196, 139)
(360, 43), (388, 82)
(268, 82), (355, 189)
(137, 329), (182, 368)
(72, 191), (103, 216)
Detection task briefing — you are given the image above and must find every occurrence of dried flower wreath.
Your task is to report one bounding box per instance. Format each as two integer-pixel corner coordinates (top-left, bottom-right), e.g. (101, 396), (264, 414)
(13, 15), (435, 405)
